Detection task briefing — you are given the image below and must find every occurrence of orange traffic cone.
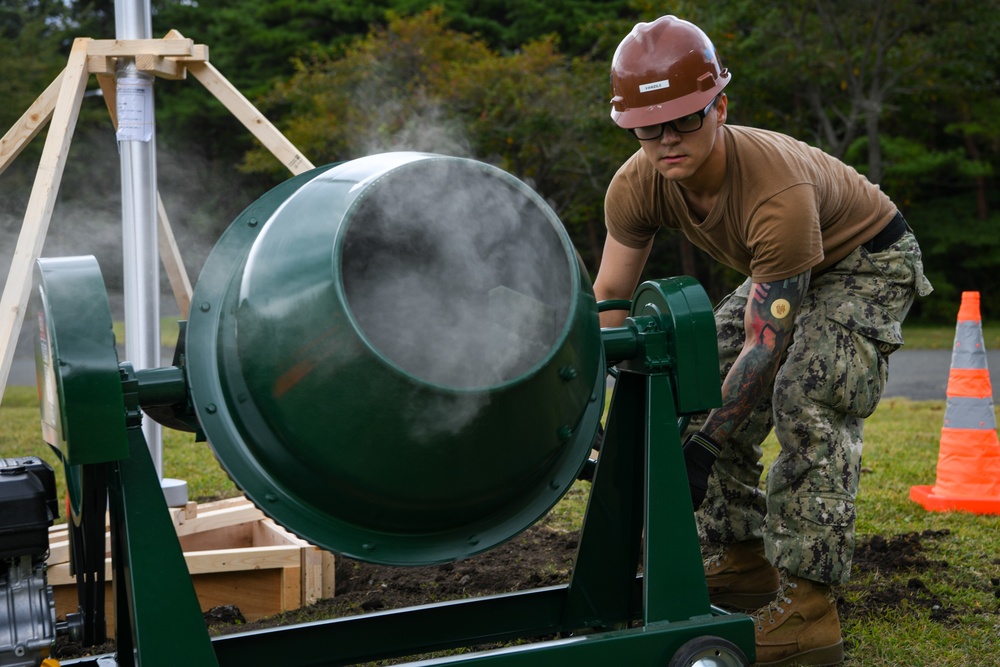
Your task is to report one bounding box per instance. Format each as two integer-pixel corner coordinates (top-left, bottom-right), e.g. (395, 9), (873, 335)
(911, 292), (1000, 514)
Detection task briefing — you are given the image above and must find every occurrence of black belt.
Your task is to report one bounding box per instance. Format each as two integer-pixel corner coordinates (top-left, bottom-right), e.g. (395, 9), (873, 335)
(862, 212), (908, 253)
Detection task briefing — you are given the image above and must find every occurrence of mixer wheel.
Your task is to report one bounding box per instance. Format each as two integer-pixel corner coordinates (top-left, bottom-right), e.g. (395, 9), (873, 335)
(668, 635), (749, 667)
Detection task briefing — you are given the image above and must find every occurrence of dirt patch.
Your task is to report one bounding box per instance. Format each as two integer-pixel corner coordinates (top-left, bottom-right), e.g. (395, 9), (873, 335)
(851, 529), (951, 574)
(214, 521), (579, 636)
(839, 529), (959, 624)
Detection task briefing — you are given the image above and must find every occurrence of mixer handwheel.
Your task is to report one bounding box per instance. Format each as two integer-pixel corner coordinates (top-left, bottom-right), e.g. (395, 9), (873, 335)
(668, 635), (749, 667)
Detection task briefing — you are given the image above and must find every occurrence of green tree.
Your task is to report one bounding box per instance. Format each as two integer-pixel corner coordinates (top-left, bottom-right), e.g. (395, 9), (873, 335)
(0, 0), (76, 213)
(244, 8), (628, 268)
(58, 0), (115, 41)
(387, 0), (635, 56)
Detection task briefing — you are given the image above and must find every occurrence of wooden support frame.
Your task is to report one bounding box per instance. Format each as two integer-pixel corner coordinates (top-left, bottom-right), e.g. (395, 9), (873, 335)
(0, 31), (315, 403)
(47, 496), (334, 632)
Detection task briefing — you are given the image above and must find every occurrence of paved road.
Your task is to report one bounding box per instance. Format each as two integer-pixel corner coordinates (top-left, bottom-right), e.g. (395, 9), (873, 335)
(883, 348), (1000, 400)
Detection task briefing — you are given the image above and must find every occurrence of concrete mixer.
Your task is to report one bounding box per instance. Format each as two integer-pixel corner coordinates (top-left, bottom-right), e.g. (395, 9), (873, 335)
(10, 153), (754, 666)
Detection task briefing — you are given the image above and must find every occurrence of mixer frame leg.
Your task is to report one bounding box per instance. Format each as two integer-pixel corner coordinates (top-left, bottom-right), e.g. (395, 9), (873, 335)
(105, 428), (219, 667)
(641, 371), (716, 623)
(563, 369), (741, 628)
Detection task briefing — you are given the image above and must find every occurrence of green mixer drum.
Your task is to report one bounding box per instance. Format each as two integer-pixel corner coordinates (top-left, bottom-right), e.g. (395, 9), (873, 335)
(185, 153), (604, 565)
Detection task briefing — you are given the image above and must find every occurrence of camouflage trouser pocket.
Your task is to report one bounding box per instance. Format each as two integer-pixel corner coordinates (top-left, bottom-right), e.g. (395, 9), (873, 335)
(801, 301), (903, 419)
(797, 492), (857, 528)
(768, 492), (858, 583)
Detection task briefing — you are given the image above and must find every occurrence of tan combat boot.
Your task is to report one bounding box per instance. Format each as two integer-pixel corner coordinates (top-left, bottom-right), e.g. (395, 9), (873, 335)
(704, 540), (781, 611)
(753, 573), (845, 666)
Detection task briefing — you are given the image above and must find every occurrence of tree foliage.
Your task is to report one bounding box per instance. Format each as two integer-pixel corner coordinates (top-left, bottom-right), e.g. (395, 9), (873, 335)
(243, 8), (629, 266)
(0, 1), (81, 212)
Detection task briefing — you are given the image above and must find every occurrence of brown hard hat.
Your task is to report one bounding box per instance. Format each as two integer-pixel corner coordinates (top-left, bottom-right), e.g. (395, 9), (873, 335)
(610, 16), (731, 129)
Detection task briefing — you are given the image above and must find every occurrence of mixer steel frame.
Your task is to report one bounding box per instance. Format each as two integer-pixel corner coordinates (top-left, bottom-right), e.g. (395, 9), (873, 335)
(37, 253), (753, 666)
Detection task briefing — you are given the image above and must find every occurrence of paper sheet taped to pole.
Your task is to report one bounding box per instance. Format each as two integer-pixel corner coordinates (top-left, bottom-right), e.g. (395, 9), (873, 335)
(116, 76), (154, 141)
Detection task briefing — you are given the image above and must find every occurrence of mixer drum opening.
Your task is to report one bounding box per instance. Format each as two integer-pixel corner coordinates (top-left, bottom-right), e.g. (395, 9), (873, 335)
(341, 161), (572, 389)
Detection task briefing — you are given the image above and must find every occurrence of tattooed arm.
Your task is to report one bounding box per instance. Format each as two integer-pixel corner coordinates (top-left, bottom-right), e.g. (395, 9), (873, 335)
(701, 270), (811, 445)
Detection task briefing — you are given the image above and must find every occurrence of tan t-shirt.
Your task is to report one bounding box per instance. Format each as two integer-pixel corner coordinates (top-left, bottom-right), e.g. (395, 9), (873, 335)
(605, 125), (897, 282)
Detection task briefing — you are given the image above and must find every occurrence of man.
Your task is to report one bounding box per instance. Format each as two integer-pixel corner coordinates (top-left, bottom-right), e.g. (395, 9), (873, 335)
(593, 15), (932, 667)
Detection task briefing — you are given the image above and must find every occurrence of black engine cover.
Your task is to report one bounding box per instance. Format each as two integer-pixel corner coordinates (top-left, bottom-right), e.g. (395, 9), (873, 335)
(0, 457), (58, 561)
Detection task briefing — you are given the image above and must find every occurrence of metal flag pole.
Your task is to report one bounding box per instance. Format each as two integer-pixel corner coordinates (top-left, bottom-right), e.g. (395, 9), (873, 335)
(114, 0), (187, 505)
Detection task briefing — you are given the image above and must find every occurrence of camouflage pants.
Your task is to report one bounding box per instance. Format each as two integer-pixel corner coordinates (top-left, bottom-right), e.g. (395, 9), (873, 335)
(696, 231), (932, 585)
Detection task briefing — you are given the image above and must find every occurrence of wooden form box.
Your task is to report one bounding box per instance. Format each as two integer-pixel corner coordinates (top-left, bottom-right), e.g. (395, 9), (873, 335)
(47, 496), (335, 633)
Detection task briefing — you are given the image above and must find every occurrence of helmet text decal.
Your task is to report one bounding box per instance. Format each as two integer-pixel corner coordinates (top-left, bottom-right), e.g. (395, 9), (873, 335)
(638, 79), (670, 93)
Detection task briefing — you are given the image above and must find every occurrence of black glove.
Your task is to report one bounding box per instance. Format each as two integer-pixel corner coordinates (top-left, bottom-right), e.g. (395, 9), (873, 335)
(682, 431), (721, 510)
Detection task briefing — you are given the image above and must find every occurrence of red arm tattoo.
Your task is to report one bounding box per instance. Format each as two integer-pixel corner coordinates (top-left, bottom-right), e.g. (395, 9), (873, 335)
(702, 271), (810, 445)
